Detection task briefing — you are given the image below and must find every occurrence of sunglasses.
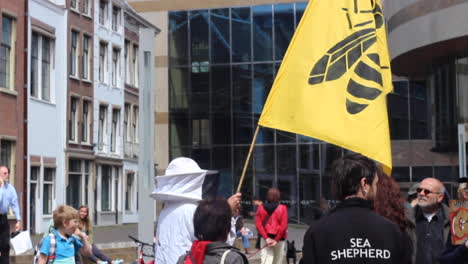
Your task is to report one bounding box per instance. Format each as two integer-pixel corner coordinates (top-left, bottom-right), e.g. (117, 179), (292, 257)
(416, 188), (441, 195)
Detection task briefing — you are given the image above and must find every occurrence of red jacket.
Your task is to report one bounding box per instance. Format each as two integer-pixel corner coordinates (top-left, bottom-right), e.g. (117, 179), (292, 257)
(255, 204), (288, 241)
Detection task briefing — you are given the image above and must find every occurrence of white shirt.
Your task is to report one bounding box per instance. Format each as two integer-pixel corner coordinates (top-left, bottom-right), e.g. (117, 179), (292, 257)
(423, 212), (436, 222)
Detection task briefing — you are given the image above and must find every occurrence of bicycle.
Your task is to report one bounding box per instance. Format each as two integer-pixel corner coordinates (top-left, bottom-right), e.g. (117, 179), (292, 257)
(128, 235), (155, 264)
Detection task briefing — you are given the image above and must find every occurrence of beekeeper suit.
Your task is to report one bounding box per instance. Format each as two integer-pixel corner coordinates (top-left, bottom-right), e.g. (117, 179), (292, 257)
(152, 157), (209, 264)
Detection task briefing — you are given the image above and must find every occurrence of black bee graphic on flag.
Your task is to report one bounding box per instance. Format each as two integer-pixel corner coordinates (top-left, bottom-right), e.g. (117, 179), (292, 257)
(308, 0), (389, 115)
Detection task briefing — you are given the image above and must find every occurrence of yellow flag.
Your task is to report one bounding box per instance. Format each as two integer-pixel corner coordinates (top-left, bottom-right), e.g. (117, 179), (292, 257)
(259, 0), (393, 171)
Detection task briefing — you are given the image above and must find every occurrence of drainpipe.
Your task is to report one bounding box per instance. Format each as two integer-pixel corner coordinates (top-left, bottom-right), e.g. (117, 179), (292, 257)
(22, 0), (29, 230)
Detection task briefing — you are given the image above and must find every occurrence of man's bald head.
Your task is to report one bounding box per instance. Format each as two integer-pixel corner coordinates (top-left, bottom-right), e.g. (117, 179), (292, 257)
(417, 178), (445, 213)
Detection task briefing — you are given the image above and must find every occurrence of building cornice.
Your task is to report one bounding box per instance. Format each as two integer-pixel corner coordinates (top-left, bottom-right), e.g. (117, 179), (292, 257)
(31, 0), (66, 15)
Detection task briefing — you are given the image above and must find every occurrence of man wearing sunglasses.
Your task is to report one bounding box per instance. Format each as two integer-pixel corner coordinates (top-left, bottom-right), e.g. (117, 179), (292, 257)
(407, 177), (450, 264)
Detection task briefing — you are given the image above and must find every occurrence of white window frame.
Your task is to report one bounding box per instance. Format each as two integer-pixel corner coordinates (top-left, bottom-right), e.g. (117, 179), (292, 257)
(0, 15), (16, 91)
(99, 0), (107, 26)
(67, 159), (91, 208)
(31, 32), (54, 102)
(111, 47), (120, 87)
(82, 0), (91, 16)
(111, 5), (120, 32)
(125, 172), (136, 213)
(98, 105), (107, 151)
(0, 139), (16, 183)
(70, 0), (79, 11)
(132, 45), (139, 88)
(110, 108), (120, 153)
(123, 103), (130, 158)
(99, 42), (107, 83)
(124, 41), (130, 85)
(69, 97), (79, 142)
(132, 106), (139, 159)
(82, 35), (91, 80)
(70, 31), (79, 77)
(31, 33), (39, 98)
(81, 100), (91, 144)
(43, 167), (55, 215)
(100, 165), (118, 212)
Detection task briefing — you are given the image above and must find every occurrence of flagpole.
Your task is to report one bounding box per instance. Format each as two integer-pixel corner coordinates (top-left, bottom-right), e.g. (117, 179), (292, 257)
(236, 125), (260, 193)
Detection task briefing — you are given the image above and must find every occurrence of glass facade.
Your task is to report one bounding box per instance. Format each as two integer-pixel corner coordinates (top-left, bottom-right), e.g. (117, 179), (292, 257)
(168, 3), (345, 224)
(168, 3), (457, 223)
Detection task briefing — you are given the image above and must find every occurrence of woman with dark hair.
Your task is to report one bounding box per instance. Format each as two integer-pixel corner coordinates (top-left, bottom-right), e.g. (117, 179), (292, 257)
(255, 188), (288, 264)
(177, 199), (248, 264)
(374, 171), (413, 264)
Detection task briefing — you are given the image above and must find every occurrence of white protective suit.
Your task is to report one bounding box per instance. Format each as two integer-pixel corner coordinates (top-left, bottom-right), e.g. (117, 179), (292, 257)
(152, 158), (208, 264)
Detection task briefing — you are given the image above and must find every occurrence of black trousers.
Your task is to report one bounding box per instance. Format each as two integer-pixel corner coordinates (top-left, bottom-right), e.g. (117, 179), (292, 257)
(0, 214), (10, 264)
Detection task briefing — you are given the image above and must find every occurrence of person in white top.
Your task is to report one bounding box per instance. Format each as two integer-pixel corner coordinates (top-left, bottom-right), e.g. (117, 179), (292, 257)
(153, 158), (241, 264)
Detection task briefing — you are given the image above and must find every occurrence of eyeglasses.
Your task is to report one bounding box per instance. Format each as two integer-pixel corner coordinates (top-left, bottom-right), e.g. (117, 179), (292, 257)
(416, 188), (441, 195)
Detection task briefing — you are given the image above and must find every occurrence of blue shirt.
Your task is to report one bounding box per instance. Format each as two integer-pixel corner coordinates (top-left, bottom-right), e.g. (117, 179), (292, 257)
(40, 229), (83, 262)
(0, 182), (21, 220)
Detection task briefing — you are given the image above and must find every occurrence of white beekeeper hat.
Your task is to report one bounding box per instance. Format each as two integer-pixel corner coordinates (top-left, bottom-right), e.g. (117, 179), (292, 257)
(164, 157), (207, 176)
(151, 157), (209, 202)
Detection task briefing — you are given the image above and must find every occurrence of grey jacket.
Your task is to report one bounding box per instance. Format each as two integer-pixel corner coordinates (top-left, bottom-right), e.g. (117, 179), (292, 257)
(406, 204), (450, 264)
(176, 242), (248, 264)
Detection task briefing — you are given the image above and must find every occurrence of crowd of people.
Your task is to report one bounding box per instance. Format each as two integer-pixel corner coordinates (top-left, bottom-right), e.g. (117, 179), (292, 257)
(1, 153), (468, 264)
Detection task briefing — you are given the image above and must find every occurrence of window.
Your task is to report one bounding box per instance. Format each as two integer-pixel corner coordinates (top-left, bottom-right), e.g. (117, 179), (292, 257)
(101, 165), (111, 211)
(43, 168), (54, 215)
(82, 35), (90, 80)
(31, 33), (39, 98)
(69, 97), (78, 142)
(82, 0), (90, 15)
(112, 48), (120, 87)
(30, 166), (39, 231)
(110, 108), (120, 152)
(132, 106), (139, 158)
(132, 45), (139, 87)
(124, 104), (130, 157)
(41, 37), (51, 101)
(70, 31), (78, 77)
(124, 41), (131, 84)
(82, 101), (90, 143)
(98, 105), (107, 150)
(0, 140), (15, 176)
(192, 119), (210, 146)
(99, 0), (107, 25)
(125, 172), (135, 212)
(67, 159), (91, 209)
(31, 32), (53, 101)
(71, 0), (78, 10)
(1, 16), (15, 90)
(99, 42), (107, 83)
(112, 6), (120, 31)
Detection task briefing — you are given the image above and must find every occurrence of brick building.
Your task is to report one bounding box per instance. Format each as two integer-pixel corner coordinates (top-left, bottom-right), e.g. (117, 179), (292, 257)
(0, 0), (27, 227)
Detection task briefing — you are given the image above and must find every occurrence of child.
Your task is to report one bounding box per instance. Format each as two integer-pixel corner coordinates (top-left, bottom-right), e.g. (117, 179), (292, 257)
(38, 205), (92, 264)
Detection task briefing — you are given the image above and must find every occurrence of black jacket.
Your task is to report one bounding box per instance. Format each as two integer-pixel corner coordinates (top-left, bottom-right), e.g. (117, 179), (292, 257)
(439, 233), (468, 264)
(301, 198), (408, 264)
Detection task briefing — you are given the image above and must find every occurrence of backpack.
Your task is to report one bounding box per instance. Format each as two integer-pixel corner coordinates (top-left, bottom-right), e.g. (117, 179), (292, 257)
(32, 232), (57, 264)
(183, 249), (233, 264)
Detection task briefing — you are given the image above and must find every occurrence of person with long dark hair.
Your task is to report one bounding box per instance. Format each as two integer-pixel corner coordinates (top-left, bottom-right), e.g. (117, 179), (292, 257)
(177, 199), (248, 264)
(374, 170), (413, 264)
